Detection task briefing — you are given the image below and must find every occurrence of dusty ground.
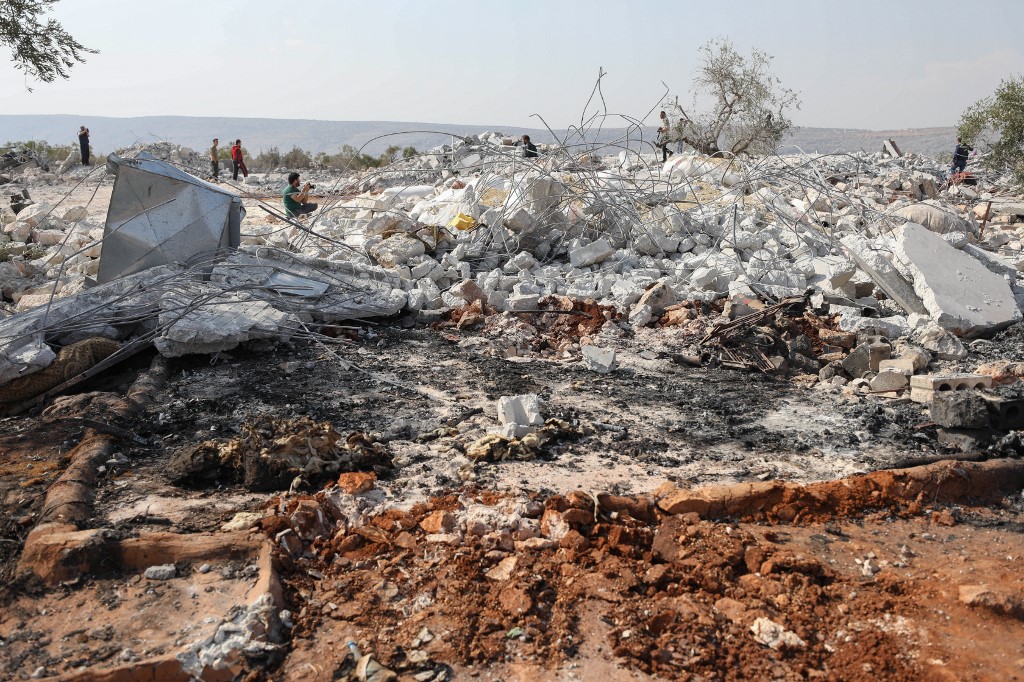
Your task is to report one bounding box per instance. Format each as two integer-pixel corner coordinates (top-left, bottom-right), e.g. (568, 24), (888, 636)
(1, 321), (1023, 680)
(1, 170), (1023, 680)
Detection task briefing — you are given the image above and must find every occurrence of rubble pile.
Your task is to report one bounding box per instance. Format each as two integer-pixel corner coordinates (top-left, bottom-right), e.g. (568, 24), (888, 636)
(2, 130), (1024, 678)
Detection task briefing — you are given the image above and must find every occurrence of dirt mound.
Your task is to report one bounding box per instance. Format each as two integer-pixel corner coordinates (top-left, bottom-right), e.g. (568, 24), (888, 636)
(264, 487), (1024, 681)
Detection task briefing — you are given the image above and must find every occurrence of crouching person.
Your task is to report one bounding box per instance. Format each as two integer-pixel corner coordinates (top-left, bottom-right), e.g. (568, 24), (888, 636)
(283, 172), (317, 218)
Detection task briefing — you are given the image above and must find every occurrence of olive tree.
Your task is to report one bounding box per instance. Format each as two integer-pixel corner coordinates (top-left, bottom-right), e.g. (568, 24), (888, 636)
(958, 75), (1024, 189)
(1, 0), (95, 89)
(665, 38), (799, 157)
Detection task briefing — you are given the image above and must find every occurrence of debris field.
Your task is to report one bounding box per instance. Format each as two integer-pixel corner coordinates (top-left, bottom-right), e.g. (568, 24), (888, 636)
(1, 130), (1023, 680)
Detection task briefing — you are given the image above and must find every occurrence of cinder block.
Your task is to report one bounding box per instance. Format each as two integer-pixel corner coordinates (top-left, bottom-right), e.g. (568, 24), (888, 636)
(910, 373), (992, 403)
(868, 342), (891, 373)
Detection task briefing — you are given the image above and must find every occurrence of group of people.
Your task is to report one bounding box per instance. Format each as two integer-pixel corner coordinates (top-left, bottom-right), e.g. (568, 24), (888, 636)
(73, 122), (981, 224)
(208, 138), (248, 181)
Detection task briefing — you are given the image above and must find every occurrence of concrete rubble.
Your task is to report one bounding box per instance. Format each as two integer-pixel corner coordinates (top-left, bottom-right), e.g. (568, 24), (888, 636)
(3, 132), (1024, 680)
(0, 133), (1022, 412)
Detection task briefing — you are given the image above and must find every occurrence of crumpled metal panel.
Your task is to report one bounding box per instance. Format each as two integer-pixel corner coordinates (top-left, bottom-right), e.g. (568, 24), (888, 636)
(97, 153), (242, 283)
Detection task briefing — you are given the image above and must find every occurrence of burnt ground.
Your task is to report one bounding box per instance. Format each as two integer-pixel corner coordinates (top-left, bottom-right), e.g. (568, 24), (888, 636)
(1, 322), (1022, 680)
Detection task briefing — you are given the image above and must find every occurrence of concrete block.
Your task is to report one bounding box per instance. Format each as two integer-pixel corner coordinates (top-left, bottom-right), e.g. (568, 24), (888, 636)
(497, 394), (543, 438)
(896, 222), (1022, 337)
(569, 239), (614, 268)
(910, 373), (992, 404)
(582, 345), (616, 374)
(868, 342), (891, 373)
(929, 392), (990, 429)
(878, 358), (915, 375)
(448, 279), (487, 305)
(504, 252), (537, 273)
(369, 234), (426, 268)
(893, 204), (971, 235)
(505, 294), (539, 311)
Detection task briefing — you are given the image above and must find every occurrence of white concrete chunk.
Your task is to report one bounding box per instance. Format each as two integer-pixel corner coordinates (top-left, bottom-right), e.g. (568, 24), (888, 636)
(582, 345), (616, 374)
(895, 222), (1022, 337)
(569, 239), (614, 268)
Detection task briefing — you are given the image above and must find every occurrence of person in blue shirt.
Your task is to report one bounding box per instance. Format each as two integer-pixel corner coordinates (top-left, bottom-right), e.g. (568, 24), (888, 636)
(951, 138), (972, 175)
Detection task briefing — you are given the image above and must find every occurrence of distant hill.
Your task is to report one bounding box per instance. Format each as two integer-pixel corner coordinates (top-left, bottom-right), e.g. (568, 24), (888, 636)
(0, 114), (956, 159)
(781, 126), (955, 159)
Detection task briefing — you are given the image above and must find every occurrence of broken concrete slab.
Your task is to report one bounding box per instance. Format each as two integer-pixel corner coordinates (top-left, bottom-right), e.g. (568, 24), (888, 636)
(895, 222), (1022, 337)
(582, 345), (616, 373)
(841, 234), (927, 316)
(154, 291), (298, 357)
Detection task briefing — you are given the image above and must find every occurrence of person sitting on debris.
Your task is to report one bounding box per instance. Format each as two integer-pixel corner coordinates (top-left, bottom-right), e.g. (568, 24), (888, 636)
(210, 138), (220, 181)
(951, 137), (972, 176)
(230, 139), (248, 180)
(657, 111), (673, 163)
(514, 134), (538, 159)
(78, 126), (90, 166)
(283, 172), (317, 218)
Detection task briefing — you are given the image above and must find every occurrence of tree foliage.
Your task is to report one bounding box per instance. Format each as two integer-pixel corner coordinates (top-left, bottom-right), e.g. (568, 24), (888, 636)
(958, 75), (1024, 189)
(251, 144), (420, 171)
(1, 0), (96, 89)
(665, 38), (799, 157)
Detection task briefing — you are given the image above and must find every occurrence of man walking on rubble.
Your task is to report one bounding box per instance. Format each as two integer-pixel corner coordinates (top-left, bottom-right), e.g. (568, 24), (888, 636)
(78, 126), (90, 166)
(209, 138), (220, 181)
(230, 139), (248, 180)
(657, 110), (673, 164)
(950, 137), (972, 176)
(283, 172), (317, 218)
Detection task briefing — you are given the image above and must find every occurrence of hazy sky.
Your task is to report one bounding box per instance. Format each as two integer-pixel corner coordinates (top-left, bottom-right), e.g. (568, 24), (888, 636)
(4, 0), (1023, 130)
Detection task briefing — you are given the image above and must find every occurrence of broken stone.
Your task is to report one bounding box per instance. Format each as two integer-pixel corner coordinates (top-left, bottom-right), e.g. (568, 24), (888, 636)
(896, 222), (1022, 337)
(568, 239), (614, 267)
(144, 564), (177, 580)
(929, 392), (990, 429)
(841, 234), (927, 316)
(581, 345), (616, 373)
(841, 343), (871, 379)
(496, 393), (543, 438)
(893, 205), (972, 235)
(419, 511), (456, 534)
(914, 322), (967, 360)
(870, 369), (908, 393)
(749, 617), (805, 650)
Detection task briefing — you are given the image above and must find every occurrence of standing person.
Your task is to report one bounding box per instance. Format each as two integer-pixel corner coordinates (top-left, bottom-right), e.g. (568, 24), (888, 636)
(230, 139), (248, 180)
(951, 137), (972, 176)
(209, 138), (220, 181)
(78, 126), (90, 165)
(283, 172), (317, 218)
(656, 111), (673, 163)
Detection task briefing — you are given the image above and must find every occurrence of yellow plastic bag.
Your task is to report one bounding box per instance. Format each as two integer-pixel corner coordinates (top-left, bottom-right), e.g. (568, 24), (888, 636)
(448, 213), (477, 231)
